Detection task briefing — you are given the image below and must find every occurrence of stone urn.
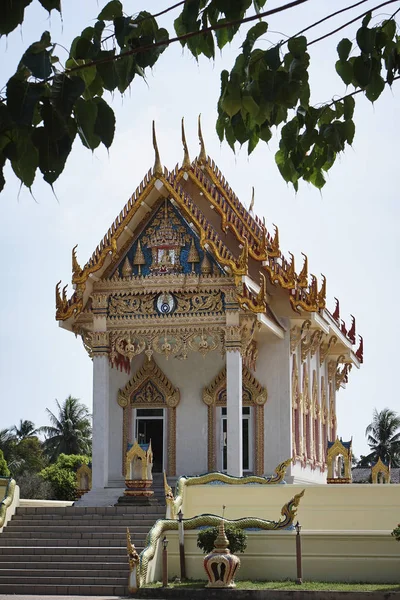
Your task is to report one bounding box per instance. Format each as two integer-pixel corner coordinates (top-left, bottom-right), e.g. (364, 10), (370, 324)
(203, 520), (240, 588)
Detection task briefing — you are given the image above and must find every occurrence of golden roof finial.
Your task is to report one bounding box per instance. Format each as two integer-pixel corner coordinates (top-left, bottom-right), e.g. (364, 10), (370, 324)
(298, 253), (308, 288)
(181, 117), (190, 169)
(72, 245), (82, 279)
(249, 186), (255, 213)
(152, 120), (162, 176)
(271, 224), (280, 254)
(318, 274), (326, 308)
(198, 114), (206, 165)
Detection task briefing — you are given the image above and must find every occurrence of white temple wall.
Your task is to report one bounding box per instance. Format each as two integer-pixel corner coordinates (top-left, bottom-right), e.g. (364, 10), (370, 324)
(256, 326), (292, 476)
(155, 352), (225, 476)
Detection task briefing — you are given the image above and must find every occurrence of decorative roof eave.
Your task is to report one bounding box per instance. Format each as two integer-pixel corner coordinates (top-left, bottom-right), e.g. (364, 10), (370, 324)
(56, 170), (250, 322)
(56, 168), (161, 321)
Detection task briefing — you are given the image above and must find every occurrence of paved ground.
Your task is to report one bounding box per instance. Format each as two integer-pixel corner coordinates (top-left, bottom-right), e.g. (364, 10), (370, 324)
(0, 596), (128, 600)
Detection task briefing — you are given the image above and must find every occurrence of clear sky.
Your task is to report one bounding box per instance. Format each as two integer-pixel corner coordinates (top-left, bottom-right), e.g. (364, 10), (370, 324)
(0, 0), (399, 461)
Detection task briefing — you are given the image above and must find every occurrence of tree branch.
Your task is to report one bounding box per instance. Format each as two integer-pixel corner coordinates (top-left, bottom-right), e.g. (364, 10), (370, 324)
(308, 0), (400, 46)
(325, 74), (400, 107)
(63, 0), (311, 79)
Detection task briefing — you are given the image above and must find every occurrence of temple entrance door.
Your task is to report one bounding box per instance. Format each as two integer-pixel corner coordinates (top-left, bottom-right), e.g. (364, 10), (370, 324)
(134, 408), (165, 473)
(220, 407), (253, 473)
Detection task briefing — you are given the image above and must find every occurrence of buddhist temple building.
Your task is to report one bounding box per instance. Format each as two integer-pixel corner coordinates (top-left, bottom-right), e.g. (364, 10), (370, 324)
(55, 119), (363, 500)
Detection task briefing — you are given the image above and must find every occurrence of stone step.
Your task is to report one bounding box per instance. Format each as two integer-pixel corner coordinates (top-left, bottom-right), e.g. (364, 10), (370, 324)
(15, 506), (165, 515)
(10, 512), (157, 521)
(0, 546), (128, 556)
(0, 583), (127, 595)
(0, 568), (129, 578)
(0, 575), (127, 585)
(0, 538), (139, 547)
(3, 523), (148, 539)
(0, 561), (128, 570)
(5, 524), (152, 533)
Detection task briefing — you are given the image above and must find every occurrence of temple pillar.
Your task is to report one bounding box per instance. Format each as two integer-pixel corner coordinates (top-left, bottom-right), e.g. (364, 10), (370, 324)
(226, 329), (243, 477)
(91, 328), (110, 489)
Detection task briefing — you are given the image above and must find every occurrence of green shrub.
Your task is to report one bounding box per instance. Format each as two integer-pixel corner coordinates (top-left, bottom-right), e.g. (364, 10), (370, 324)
(40, 453), (90, 501)
(18, 471), (54, 500)
(392, 523), (400, 541)
(197, 524), (247, 555)
(0, 450), (10, 477)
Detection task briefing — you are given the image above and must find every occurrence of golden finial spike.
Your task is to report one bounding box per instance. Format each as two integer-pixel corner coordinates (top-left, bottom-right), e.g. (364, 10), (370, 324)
(198, 114), (206, 164)
(181, 117), (190, 169)
(152, 120), (162, 176)
(298, 252), (308, 288)
(272, 224), (280, 254)
(72, 245), (82, 279)
(249, 186), (255, 213)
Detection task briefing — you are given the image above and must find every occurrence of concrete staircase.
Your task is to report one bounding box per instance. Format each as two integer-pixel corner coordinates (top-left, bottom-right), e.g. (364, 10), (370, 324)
(0, 503), (166, 595)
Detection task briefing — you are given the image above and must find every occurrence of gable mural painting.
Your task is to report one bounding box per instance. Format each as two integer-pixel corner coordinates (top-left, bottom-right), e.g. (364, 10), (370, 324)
(55, 119), (363, 496)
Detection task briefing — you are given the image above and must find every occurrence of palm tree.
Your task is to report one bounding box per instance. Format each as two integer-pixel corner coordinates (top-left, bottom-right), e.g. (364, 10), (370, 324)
(40, 396), (92, 462)
(12, 419), (37, 441)
(365, 408), (400, 467)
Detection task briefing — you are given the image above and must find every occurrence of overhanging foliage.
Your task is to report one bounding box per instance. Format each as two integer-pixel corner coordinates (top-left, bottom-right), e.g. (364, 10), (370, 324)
(0, 0), (399, 193)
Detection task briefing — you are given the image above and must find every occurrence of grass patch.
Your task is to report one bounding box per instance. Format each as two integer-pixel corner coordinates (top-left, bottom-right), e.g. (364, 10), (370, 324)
(146, 580), (400, 592)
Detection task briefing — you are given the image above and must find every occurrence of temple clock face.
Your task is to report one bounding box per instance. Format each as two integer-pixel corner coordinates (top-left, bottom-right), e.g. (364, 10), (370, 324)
(155, 292), (176, 315)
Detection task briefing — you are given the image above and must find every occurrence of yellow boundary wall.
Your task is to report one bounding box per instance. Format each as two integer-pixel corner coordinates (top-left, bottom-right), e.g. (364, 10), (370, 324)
(150, 484), (400, 584)
(0, 477), (19, 533)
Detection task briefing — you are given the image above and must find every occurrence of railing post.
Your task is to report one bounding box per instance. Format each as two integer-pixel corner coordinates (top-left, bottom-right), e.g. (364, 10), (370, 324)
(162, 536), (168, 587)
(295, 521), (303, 584)
(177, 509), (186, 580)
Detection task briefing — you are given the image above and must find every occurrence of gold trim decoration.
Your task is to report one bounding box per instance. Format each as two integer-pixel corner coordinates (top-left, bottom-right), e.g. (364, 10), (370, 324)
(198, 114), (207, 164)
(292, 354), (301, 460)
(319, 335), (338, 366)
(327, 437), (352, 483)
(181, 117), (191, 170)
(371, 457), (391, 484)
(202, 365), (267, 475)
(290, 320), (311, 354)
(117, 357), (180, 476)
(152, 120), (162, 176)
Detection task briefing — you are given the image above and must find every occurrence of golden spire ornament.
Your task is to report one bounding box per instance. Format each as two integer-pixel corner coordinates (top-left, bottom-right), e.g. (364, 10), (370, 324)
(188, 238), (200, 272)
(152, 120), (162, 176)
(181, 117), (190, 169)
(198, 114), (206, 164)
(121, 256), (133, 278)
(133, 240), (146, 276)
(249, 187), (255, 214)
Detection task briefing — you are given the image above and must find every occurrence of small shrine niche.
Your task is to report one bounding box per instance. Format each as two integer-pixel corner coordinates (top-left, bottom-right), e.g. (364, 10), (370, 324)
(327, 437), (352, 484)
(75, 463), (92, 498)
(371, 457), (391, 484)
(123, 440), (154, 501)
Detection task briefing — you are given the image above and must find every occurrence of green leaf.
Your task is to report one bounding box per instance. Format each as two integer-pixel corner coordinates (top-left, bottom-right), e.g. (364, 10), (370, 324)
(337, 38), (352, 62)
(93, 98), (115, 148)
(335, 60), (353, 85)
(74, 98), (100, 150)
(343, 96), (355, 120)
(7, 78), (45, 126)
(221, 77), (242, 117)
(263, 46), (281, 70)
(65, 58), (97, 88)
(362, 11), (372, 27)
(275, 149), (298, 185)
(32, 120), (76, 184)
(231, 113), (248, 145)
(98, 0), (123, 20)
(248, 129), (259, 154)
(38, 0), (61, 10)
(343, 119), (355, 144)
(353, 56), (371, 87)
(10, 128), (38, 188)
(215, 116), (225, 142)
(310, 169), (325, 189)
(242, 22), (268, 58)
(0, 0), (32, 36)
(21, 31), (53, 79)
(288, 36), (307, 59)
(242, 93), (259, 118)
(51, 74), (86, 117)
(365, 73), (385, 102)
(115, 53), (135, 93)
(356, 26), (376, 54)
(215, 19), (235, 49)
(382, 19), (396, 41)
(258, 122), (272, 143)
(96, 50), (118, 91)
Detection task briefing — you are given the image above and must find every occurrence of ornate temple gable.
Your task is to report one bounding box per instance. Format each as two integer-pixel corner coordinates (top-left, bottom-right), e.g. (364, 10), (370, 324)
(107, 198), (223, 280)
(56, 120), (362, 372)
